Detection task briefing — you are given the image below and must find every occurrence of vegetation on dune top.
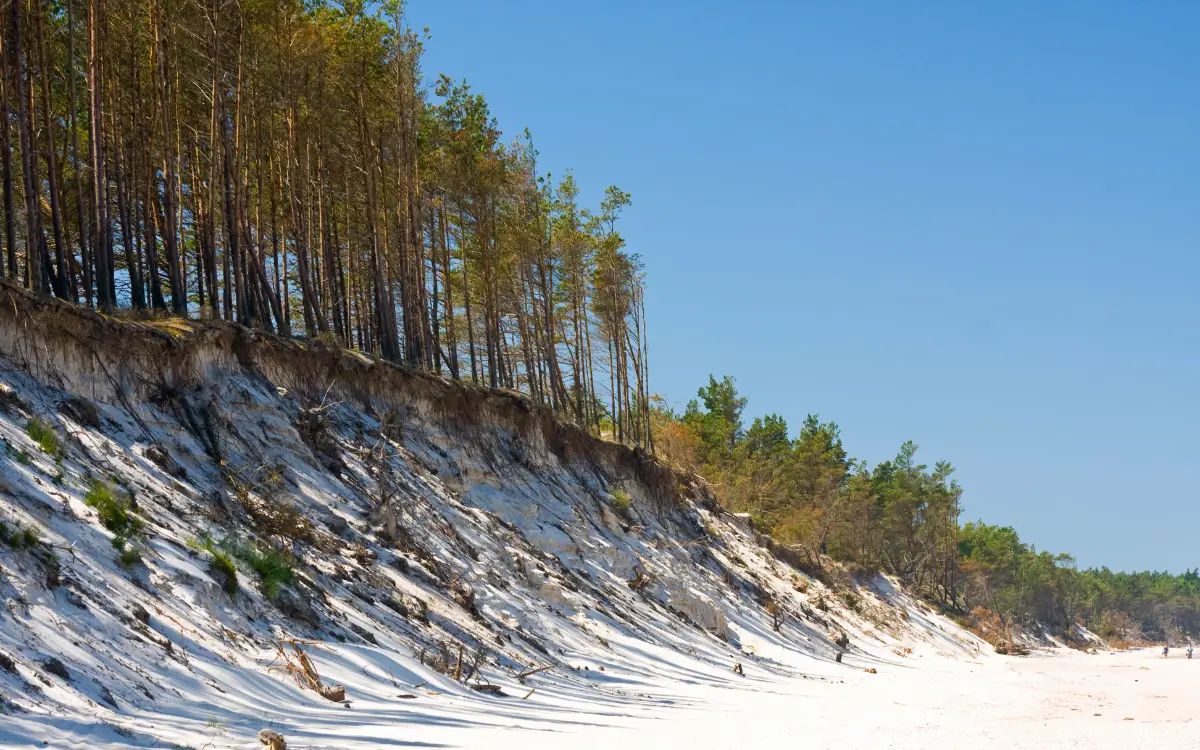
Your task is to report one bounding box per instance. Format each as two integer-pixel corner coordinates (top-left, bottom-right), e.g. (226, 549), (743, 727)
(0, 0), (651, 454)
(652, 374), (1200, 643)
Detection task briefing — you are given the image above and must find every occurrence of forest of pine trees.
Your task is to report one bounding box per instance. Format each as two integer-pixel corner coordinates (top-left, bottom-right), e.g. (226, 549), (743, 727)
(0, 0), (652, 448)
(652, 375), (1200, 643)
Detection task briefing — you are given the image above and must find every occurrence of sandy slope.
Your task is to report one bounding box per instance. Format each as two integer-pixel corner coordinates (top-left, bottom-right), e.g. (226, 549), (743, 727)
(0, 293), (1190, 749)
(0, 291), (974, 749)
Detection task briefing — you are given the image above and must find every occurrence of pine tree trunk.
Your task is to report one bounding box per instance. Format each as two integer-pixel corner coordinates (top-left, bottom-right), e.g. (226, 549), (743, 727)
(65, 0), (90, 303)
(441, 201), (458, 378)
(12, 0), (51, 292)
(87, 0), (112, 309)
(34, 0), (70, 298)
(0, 24), (16, 279)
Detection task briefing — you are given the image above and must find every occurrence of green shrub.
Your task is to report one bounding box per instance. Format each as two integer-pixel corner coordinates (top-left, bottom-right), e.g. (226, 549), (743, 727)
(610, 488), (633, 514)
(14, 449), (30, 465)
(192, 534), (293, 600)
(192, 536), (239, 596)
(0, 522), (39, 550)
(211, 551), (238, 595)
(85, 480), (143, 539)
(85, 480), (143, 561)
(245, 544), (294, 600)
(25, 418), (62, 458)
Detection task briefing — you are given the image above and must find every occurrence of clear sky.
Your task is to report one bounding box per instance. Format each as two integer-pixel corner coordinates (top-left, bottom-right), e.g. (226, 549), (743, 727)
(408, 1), (1200, 572)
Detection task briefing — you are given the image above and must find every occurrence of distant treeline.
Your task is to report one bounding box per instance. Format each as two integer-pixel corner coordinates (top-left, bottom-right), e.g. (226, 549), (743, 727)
(0, 0), (651, 447)
(653, 375), (1200, 642)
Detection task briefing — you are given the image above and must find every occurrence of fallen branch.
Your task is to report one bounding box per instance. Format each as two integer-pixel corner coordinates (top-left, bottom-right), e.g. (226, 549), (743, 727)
(517, 665), (552, 681)
(267, 640), (345, 702)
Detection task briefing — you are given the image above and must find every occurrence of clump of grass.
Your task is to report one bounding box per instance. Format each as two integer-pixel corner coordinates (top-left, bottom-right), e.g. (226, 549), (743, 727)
(0, 520), (40, 550)
(25, 418), (61, 456)
(192, 535), (292, 600)
(243, 544), (294, 600)
(211, 552), (238, 595)
(85, 480), (144, 563)
(610, 488), (633, 515)
(14, 449), (30, 465)
(85, 480), (143, 540)
(191, 535), (239, 596)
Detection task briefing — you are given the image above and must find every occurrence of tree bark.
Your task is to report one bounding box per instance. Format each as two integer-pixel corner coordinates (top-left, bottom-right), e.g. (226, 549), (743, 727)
(87, 0), (113, 309)
(11, 0), (53, 293)
(33, 0), (70, 297)
(0, 20), (16, 279)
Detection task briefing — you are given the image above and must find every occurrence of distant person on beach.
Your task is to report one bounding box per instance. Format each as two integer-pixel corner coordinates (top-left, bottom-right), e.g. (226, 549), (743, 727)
(1187, 646), (1193, 659)
(1162, 645), (1169, 657)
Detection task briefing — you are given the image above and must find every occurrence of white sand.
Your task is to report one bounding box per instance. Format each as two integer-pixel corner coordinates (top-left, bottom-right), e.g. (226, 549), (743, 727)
(459, 646), (1200, 750)
(8, 643), (1195, 748)
(650, 647), (1199, 750)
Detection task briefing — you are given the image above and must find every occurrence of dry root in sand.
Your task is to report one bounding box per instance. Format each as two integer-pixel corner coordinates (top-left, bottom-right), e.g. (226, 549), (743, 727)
(268, 639), (346, 702)
(258, 729), (286, 749)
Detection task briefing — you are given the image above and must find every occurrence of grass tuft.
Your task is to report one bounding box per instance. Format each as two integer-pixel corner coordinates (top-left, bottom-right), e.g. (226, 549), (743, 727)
(191, 535), (293, 600)
(192, 536), (239, 596)
(85, 480), (144, 562)
(0, 521), (40, 550)
(610, 488), (633, 515)
(85, 480), (143, 539)
(25, 418), (63, 459)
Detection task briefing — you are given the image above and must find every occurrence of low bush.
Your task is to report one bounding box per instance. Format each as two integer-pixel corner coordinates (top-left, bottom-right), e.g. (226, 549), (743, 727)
(610, 489), (633, 515)
(228, 468), (313, 542)
(843, 592), (862, 614)
(85, 480), (143, 546)
(0, 521), (39, 550)
(193, 535), (293, 600)
(25, 418), (63, 459)
(245, 499), (312, 542)
(192, 536), (239, 596)
(86, 480), (146, 565)
(241, 543), (294, 600)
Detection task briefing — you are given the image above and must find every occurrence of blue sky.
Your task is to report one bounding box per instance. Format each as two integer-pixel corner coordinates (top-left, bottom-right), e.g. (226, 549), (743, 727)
(409, 1), (1200, 572)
